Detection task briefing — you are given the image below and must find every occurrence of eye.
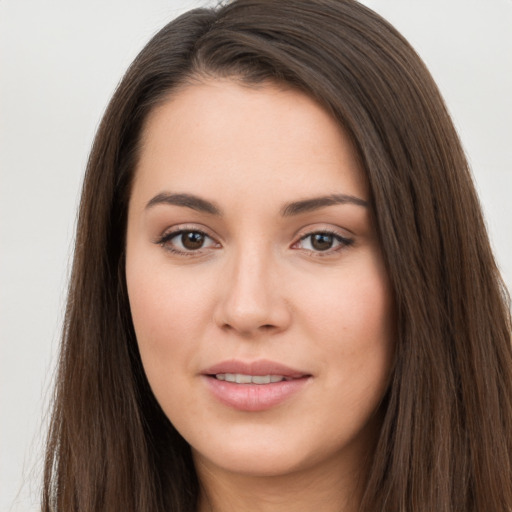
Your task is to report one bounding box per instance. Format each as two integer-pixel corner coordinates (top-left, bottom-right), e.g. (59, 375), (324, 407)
(294, 231), (353, 253)
(157, 229), (219, 255)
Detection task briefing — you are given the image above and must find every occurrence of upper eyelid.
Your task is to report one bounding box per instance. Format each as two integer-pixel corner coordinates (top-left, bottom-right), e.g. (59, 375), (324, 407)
(294, 231), (354, 247)
(160, 229), (215, 244)
(156, 224), (219, 242)
(293, 223), (354, 241)
(299, 229), (350, 240)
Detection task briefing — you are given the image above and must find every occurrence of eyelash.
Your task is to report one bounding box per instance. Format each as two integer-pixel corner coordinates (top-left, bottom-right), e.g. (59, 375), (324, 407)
(294, 230), (354, 256)
(155, 228), (219, 257)
(155, 227), (354, 257)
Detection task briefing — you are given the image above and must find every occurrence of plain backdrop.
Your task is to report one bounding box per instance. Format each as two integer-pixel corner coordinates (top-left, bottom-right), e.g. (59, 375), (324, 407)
(1, 1), (511, 510)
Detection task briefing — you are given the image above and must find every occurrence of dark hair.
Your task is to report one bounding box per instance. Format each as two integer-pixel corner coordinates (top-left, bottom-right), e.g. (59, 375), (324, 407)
(43, 1), (512, 511)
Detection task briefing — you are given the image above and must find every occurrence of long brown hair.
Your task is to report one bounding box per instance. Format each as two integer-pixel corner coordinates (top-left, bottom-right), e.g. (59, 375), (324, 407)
(43, 1), (512, 511)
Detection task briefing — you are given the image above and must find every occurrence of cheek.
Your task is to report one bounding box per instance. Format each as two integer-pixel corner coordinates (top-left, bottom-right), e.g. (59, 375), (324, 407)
(297, 253), (395, 395)
(301, 261), (392, 340)
(127, 254), (212, 337)
(126, 263), (209, 416)
(125, 255), (214, 384)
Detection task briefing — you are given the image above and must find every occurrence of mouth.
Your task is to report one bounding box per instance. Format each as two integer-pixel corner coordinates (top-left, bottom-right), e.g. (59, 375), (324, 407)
(203, 359), (310, 380)
(202, 360), (312, 411)
(212, 373), (297, 384)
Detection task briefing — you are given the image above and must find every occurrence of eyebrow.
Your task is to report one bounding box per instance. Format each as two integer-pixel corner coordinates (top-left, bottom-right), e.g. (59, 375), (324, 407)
(281, 194), (368, 216)
(145, 192), (222, 215)
(145, 191), (368, 217)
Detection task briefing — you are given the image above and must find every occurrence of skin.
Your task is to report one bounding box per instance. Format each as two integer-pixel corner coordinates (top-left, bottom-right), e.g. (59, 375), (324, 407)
(126, 79), (395, 512)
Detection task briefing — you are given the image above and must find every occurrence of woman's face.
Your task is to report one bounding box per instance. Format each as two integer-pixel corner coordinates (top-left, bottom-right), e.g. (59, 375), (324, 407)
(126, 80), (394, 479)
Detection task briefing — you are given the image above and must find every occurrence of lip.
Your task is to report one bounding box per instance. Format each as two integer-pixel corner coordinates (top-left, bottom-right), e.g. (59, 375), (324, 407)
(201, 359), (312, 412)
(203, 359), (309, 378)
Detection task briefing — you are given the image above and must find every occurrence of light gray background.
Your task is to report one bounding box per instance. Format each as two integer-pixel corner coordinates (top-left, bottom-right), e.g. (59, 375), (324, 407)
(1, 1), (511, 510)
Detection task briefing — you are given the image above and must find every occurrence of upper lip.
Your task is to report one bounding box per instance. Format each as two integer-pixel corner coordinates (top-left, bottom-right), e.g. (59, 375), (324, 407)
(202, 359), (311, 378)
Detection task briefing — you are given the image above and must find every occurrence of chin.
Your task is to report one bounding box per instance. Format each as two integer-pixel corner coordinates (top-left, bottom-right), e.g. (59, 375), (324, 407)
(193, 444), (310, 478)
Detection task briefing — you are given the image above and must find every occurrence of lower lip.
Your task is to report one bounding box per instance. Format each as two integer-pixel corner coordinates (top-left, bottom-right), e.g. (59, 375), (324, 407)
(204, 376), (310, 412)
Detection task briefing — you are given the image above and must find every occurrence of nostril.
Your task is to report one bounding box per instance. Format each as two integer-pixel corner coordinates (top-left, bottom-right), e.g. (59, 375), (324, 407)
(219, 322), (278, 336)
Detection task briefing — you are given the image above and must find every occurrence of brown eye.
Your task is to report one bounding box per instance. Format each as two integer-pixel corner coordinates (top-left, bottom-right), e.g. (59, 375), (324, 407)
(181, 231), (205, 250)
(295, 231), (354, 254)
(157, 228), (219, 255)
(311, 233), (334, 251)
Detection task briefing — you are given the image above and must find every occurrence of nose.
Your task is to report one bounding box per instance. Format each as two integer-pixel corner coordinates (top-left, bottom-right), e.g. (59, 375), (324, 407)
(213, 245), (292, 337)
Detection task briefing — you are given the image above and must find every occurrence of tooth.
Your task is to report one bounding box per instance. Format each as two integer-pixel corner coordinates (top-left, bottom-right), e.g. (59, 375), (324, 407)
(215, 373), (289, 384)
(252, 375), (271, 384)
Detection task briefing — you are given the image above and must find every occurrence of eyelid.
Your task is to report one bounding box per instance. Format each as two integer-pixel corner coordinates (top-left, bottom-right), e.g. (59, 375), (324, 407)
(153, 223), (354, 257)
(291, 225), (355, 254)
(292, 224), (354, 242)
(154, 223), (221, 255)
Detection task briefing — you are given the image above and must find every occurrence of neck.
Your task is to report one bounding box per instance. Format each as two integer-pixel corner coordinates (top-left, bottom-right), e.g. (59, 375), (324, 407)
(194, 451), (368, 512)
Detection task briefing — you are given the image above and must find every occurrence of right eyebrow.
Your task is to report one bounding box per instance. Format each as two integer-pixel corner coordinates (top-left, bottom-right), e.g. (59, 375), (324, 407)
(145, 192), (222, 216)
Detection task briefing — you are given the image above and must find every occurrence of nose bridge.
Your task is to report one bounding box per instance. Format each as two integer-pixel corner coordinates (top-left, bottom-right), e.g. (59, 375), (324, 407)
(215, 238), (288, 334)
(233, 241), (271, 305)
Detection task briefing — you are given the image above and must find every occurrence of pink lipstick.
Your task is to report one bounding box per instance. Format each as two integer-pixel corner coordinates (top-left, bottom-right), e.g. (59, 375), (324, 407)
(202, 359), (311, 412)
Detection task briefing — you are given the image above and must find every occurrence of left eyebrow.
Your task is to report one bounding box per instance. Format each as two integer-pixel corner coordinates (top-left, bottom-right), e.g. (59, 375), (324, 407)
(281, 194), (368, 216)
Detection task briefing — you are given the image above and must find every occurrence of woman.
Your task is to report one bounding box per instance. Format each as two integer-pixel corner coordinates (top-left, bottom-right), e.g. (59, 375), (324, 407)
(43, 1), (512, 511)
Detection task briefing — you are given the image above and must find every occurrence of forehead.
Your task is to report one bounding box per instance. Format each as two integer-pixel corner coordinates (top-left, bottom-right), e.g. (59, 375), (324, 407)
(132, 79), (368, 207)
